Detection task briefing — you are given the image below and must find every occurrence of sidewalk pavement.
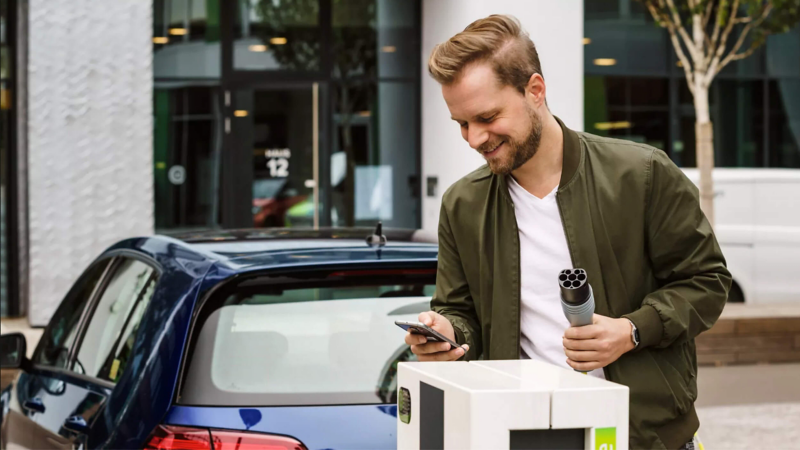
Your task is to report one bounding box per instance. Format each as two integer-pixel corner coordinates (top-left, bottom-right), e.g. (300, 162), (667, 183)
(696, 363), (800, 449)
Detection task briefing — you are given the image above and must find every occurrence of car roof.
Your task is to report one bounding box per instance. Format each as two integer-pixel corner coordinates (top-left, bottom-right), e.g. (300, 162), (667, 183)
(144, 227), (439, 273)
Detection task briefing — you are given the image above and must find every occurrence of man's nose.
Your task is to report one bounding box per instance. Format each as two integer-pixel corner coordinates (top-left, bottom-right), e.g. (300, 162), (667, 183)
(466, 123), (489, 150)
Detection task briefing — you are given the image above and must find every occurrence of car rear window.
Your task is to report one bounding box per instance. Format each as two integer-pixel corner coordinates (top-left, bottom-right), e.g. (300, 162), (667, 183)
(180, 269), (435, 406)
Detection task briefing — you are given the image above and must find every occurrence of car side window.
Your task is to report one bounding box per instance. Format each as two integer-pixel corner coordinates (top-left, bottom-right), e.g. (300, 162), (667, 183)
(32, 260), (112, 369)
(73, 258), (158, 382)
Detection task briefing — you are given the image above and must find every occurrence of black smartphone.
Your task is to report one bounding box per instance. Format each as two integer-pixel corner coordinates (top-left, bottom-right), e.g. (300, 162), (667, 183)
(395, 320), (461, 351)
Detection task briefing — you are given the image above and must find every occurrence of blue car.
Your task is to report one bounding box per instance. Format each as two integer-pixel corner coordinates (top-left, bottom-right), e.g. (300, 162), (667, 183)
(1, 228), (437, 449)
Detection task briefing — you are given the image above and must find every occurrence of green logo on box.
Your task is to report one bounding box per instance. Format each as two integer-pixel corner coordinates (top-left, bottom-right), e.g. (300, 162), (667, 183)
(595, 427), (616, 450)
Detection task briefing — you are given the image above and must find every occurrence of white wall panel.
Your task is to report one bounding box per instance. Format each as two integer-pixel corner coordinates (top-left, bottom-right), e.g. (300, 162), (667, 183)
(421, 0), (584, 231)
(27, 0), (153, 325)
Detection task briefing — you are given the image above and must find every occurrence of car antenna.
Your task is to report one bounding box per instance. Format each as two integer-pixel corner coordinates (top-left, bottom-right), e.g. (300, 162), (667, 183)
(366, 221), (387, 248)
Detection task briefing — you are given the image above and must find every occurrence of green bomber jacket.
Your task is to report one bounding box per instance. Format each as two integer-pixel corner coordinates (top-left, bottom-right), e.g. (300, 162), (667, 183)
(431, 117), (731, 449)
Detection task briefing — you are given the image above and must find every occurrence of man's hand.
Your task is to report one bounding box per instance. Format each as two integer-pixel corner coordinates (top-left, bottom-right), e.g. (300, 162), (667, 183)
(562, 314), (635, 372)
(405, 311), (469, 361)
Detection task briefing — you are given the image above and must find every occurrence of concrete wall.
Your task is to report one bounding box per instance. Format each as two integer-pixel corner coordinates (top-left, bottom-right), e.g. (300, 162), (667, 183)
(421, 0), (584, 231)
(27, 0), (153, 326)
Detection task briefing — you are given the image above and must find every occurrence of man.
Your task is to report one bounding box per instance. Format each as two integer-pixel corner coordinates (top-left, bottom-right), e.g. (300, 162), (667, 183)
(404, 14), (730, 449)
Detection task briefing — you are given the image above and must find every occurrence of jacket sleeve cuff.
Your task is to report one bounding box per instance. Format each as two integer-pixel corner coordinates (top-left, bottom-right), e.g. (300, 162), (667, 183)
(623, 304), (663, 350)
(452, 324), (466, 346)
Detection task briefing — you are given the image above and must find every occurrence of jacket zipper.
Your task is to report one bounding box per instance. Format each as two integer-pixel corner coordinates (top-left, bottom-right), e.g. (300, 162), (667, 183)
(508, 195), (522, 359)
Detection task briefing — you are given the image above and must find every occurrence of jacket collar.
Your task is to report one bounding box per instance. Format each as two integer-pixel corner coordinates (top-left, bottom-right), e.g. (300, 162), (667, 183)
(494, 116), (582, 198)
(555, 116), (582, 190)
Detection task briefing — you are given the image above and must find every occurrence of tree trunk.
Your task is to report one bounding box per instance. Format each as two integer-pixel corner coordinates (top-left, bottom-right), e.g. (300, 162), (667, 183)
(694, 85), (715, 226)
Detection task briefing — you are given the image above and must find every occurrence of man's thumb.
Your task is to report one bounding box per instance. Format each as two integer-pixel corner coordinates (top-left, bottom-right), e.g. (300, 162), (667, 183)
(419, 311), (435, 326)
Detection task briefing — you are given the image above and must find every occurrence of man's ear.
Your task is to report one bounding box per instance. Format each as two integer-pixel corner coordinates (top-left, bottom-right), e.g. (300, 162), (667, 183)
(525, 73), (546, 108)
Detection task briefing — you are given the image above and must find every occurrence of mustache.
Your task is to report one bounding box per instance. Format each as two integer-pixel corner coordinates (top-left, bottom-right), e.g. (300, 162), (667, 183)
(478, 139), (505, 153)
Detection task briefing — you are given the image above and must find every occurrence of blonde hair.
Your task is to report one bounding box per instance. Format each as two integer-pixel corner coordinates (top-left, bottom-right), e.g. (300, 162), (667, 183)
(428, 14), (543, 95)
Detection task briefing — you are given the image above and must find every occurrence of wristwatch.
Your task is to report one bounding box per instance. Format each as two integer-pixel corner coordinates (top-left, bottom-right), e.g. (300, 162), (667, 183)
(627, 319), (640, 349)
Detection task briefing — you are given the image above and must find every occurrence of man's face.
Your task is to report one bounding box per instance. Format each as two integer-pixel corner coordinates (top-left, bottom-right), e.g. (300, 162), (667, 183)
(442, 63), (542, 175)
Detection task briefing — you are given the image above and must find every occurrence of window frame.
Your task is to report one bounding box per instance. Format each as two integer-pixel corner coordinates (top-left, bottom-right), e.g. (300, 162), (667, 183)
(31, 250), (162, 388)
(30, 257), (115, 370)
(67, 251), (163, 384)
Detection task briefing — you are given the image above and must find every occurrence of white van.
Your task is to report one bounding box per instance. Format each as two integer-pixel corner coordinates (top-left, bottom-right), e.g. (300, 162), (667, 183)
(682, 169), (800, 304)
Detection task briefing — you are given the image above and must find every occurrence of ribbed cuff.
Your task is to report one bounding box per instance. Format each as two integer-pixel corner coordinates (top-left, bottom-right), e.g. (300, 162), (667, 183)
(623, 304), (663, 350)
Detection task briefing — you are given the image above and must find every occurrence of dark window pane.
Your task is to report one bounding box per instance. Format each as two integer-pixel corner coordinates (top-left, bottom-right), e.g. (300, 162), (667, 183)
(154, 86), (223, 231)
(766, 27), (800, 78)
(584, 76), (609, 135)
(1, 0), (12, 317)
(768, 80), (800, 168)
(585, 0), (619, 20)
(604, 77), (626, 107)
(33, 261), (111, 369)
(715, 80), (765, 167)
(233, 0), (321, 71)
(74, 259), (157, 382)
(629, 110), (669, 150)
(675, 116), (696, 168)
(153, 0), (221, 78)
(330, 81), (418, 228)
(679, 80), (694, 106)
(248, 88), (316, 228)
(630, 77), (668, 107)
(332, 0), (417, 79)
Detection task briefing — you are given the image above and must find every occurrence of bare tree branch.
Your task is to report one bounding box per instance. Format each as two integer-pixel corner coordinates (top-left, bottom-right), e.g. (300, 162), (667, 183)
(669, 26), (697, 94)
(643, 1), (695, 92)
(706, 0), (742, 79)
(701, 0), (714, 30)
(722, 44), (762, 62)
(715, 3), (773, 75)
(665, 0), (701, 61)
(707, 1), (725, 63)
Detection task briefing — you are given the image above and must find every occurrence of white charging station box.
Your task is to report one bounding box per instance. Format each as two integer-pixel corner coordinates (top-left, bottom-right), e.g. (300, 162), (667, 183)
(397, 360), (628, 450)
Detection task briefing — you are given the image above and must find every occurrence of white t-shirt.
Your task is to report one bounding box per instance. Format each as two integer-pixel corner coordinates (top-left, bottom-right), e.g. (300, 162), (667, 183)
(507, 176), (606, 379)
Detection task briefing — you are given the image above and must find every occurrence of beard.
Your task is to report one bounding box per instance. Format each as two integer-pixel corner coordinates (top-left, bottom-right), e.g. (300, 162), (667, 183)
(480, 107), (543, 175)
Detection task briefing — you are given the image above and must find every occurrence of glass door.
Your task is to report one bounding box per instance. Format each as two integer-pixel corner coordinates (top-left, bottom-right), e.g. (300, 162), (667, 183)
(230, 84), (320, 228)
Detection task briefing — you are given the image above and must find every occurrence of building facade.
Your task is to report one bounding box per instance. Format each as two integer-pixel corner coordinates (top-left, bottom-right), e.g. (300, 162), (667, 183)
(1, 0), (798, 323)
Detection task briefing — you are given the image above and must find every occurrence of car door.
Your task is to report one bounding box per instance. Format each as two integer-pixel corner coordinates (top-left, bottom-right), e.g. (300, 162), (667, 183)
(2, 258), (112, 450)
(33, 256), (160, 449)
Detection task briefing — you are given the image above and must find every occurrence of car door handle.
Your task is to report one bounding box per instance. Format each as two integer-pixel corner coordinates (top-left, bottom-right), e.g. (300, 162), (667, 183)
(22, 398), (45, 413)
(63, 415), (90, 434)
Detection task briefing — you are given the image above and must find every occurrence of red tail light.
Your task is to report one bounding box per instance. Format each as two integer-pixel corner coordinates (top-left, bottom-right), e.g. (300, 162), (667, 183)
(144, 425), (307, 450)
(144, 425), (211, 450)
(211, 430), (307, 450)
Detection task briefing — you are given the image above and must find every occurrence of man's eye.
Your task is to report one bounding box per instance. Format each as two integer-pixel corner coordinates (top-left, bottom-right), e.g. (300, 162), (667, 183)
(459, 122), (468, 128)
(479, 115), (496, 123)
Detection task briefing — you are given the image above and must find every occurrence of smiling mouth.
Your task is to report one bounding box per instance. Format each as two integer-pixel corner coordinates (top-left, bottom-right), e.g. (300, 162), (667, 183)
(482, 141), (504, 157)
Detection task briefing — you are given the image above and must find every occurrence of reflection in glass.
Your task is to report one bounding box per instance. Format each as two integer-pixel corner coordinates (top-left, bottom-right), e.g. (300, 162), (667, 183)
(154, 86), (223, 231)
(153, 0), (221, 78)
(768, 80), (800, 168)
(182, 277), (435, 406)
(584, 76), (669, 151)
(234, 0), (320, 71)
(248, 89), (315, 228)
(75, 259), (157, 382)
(716, 81), (765, 167)
(330, 81), (418, 228)
(33, 261), (110, 369)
